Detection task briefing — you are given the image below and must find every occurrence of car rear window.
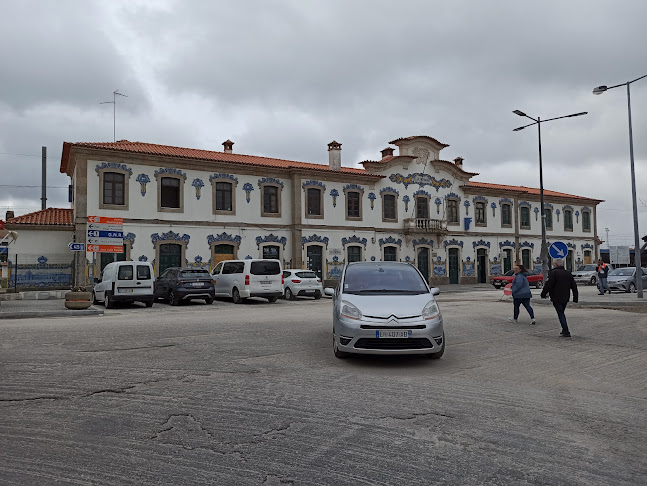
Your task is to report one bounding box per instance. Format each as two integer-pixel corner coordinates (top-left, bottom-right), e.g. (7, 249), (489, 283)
(295, 271), (317, 278)
(180, 270), (210, 278)
(137, 265), (151, 280)
(343, 263), (428, 294)
(250, 261), (281, 275)
(118, 265), (134, 280)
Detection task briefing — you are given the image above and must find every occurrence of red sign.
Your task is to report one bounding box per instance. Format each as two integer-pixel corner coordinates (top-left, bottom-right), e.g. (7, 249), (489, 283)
(87, 216), (123, 225)
(503, 283), (512, 296)
(86, 244), (124, 253)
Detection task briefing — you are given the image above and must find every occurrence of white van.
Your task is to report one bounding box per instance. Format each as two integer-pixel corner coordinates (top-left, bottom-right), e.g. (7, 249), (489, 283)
(93, 261), (155, 308)
(211, 259), (283, 303)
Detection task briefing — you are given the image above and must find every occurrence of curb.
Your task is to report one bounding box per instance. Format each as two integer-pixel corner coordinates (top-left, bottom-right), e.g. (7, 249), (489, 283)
(0, 308), (104, 320)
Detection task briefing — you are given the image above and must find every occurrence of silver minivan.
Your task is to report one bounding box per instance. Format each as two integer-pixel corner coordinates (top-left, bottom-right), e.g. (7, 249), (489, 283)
(92, 261), (155, 308)
(211, 259), (283, 303)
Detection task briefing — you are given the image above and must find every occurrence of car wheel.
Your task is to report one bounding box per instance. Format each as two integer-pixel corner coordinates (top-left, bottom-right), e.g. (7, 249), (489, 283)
(628, 283), (636, 293)
(314, 291), (322, 300)
(169, 290), (180, 306)
(232, 287), (243, 304)
(493, 284), (501, 289)
(535, 281), (544, 289)
(333, 334), (349, 359)
(284, 287), (295, 301)
(589, 276), (597, 285)
(267, 296), (278, 303)
(205, 297), (214, 305)
(104, 291), (114, 309)
(427, 333), (445, 360)
(92, 291), (99, 305)
(145, 299), (153, 308)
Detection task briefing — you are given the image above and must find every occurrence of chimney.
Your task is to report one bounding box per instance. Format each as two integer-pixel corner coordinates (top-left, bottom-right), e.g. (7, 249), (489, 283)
(454, 157), (464, 168)
(381, 147), (394, 160)
(6, 210), (15, 221)
(222, 139), (234, 153)
(328, 140), (342, 171)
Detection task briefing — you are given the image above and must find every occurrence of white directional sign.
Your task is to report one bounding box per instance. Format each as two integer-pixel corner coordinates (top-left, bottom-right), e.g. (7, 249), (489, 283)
(86, 216), (124, 252)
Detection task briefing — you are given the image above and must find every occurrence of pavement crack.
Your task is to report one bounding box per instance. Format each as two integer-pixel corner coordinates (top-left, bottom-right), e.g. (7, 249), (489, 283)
(78, 344), (179, 353)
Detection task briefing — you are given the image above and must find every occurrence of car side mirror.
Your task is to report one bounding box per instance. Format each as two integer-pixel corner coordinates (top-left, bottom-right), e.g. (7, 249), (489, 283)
(430, 287), (440, 296)
(324, 287), (335, 297)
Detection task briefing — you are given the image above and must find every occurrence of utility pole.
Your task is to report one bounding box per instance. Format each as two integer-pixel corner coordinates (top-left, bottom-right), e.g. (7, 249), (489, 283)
(41, 146), (47, 210)
(605, 228), (610, 250)
(101, 90), (128, 142)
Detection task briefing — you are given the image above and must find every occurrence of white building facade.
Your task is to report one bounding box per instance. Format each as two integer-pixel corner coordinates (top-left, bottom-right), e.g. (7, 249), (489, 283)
(60, 136), (602, 286)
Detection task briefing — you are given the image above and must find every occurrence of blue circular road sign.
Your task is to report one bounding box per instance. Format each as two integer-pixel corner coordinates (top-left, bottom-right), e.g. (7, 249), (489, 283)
(548, 241), (568, 259)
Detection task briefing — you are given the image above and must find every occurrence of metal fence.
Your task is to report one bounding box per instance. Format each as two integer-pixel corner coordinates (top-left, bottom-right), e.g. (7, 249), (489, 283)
(5, 253), (74, 291)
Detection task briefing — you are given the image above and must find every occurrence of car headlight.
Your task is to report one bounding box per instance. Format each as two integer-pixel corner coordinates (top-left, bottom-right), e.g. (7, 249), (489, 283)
(341, 301), (362, 320)
(422, 301), (440, 320)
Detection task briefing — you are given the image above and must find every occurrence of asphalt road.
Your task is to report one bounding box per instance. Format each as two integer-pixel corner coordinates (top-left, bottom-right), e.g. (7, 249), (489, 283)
(1, 292), (646, 485)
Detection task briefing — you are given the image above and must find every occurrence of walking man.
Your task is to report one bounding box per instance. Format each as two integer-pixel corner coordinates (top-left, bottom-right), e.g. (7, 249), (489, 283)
(540, 258), (578, 337)
(596, 258), (610, 295)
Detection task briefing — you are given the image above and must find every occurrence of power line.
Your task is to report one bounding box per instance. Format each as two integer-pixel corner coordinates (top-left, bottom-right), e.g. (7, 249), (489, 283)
(0, 185), (68, 188)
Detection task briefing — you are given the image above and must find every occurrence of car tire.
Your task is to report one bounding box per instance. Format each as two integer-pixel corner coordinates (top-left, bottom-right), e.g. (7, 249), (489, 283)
(169, 290), (180, 306)
(314, 291), (322, 300)
(333, 334), (349, 359)
(145, 299), (153, 308)
(104, 291), (114, 309)
(628, 283), (636, 293)
(427, 334), (445, 360)
(232, 287), (243, 304)
(92, 291), (99, 305)
(535, 281), (544, 289)
(589, 276), (597, 285)
(284, 287), (295, 301)
(205, 297), (214, 305)
(493, 284), (501, 289)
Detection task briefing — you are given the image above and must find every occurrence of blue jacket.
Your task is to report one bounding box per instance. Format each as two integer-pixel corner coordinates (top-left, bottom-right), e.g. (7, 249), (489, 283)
(511, 272), (532, 299)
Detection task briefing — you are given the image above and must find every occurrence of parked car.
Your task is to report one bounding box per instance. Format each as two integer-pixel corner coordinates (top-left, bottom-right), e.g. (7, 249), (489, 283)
(282, 269), (323, 300)
(573, 264), (611, 286)
(607, 267), (647, 293)
(92, 261), (155, 308)
(324, 261), (444, 359)
(211, 259), (283, 303)
(154, 267), (215, 305)
(491, 269), (544, 289)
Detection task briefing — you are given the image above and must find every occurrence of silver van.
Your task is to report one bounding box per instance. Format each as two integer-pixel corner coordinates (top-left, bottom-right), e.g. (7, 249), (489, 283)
(93, 261), (155, 308)
(211, 259), (283, 303)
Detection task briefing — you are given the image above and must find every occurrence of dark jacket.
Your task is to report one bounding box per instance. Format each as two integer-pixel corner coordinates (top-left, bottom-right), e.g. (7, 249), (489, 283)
(597, 263), (610, 278)
(541, 265), (578, 303)
(511, 272), (532, 299)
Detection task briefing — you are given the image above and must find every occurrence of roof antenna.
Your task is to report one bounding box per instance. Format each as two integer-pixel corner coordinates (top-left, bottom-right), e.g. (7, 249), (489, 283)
(100, 90), (128, 142)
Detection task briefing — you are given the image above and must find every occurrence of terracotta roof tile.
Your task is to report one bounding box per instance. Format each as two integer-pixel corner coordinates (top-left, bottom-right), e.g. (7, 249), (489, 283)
(61, 141), (382, 178)
(7, 208), (73, 226)
(388, 136), (449, 148)
(466, 182), (603, 202)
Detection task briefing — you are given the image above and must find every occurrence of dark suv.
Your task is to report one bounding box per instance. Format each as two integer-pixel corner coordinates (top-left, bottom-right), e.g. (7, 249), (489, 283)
(154, 267), (215, 305)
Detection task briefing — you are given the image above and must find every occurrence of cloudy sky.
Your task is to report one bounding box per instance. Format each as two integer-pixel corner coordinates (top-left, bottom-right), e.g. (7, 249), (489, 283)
(1, 0), (645, 247)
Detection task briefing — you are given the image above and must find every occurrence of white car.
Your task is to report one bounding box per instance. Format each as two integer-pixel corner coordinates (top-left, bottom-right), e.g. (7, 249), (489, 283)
(282, 269), (323, 300)
(92, 261), (155, 308)
(211, 259), (283, 303)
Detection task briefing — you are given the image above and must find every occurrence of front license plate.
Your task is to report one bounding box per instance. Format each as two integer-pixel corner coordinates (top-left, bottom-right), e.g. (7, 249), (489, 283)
(377, 330), (412, 338)
(118, 288), (134, 293)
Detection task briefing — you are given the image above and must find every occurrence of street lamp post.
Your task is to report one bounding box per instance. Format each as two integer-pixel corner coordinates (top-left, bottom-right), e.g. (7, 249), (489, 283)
(512, 110), (588, 281)
(593, 74), (646, 299)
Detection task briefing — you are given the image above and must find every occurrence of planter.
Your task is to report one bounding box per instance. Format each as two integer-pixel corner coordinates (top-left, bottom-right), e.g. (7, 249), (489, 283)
(64, 291), (92, 310)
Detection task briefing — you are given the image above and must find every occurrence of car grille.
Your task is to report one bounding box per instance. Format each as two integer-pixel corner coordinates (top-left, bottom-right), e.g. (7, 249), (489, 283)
(360, 324), (426, 330)
(354, 338), (433, 350)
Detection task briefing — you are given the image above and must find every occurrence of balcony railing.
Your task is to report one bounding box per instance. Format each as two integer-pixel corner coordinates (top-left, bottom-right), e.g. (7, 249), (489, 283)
(403, 218), (448, 234)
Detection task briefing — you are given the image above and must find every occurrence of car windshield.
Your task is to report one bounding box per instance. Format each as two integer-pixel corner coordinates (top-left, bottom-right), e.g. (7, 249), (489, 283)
(342, 263), (428, 294)
(180, 270), (210, 278)
(609, 268), (634, 277)
(503, 270), (515, 277)
(577, 265), (597, 271)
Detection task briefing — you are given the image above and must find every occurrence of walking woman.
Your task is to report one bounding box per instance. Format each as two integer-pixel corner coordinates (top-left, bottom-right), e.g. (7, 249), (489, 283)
(508, 263), (536, 324)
